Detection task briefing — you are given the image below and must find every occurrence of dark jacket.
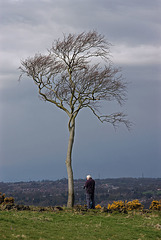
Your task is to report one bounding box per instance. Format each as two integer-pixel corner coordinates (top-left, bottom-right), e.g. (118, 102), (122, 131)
(84, 178), (95, 194)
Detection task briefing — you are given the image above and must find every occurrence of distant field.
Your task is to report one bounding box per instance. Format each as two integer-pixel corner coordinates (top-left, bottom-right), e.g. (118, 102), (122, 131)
(0, 210), (161, 240)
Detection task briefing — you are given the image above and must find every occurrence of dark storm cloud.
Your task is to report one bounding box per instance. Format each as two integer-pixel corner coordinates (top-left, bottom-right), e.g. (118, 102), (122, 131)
(0, 0), (160, 181)
(1, 0), (160, 44)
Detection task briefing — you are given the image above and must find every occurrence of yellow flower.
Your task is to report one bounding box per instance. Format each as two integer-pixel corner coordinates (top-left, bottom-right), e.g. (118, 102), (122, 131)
(95, 204), (102, 209)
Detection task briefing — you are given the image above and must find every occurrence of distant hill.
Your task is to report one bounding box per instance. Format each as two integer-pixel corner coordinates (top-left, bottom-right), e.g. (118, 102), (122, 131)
(0, 178), (161, 208)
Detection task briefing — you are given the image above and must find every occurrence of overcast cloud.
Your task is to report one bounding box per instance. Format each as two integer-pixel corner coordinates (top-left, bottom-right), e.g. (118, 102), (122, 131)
(0, 0), (161, 182)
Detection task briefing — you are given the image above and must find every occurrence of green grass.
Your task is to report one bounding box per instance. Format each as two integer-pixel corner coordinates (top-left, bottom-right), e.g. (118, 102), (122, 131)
(0, 210), (161, 240)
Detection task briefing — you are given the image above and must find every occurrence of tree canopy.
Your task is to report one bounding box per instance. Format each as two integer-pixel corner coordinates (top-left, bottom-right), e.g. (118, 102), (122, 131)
(20, 31), (130, 129)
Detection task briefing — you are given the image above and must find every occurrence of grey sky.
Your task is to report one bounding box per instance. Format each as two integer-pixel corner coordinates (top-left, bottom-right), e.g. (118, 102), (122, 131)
(0, 0), (161, 182)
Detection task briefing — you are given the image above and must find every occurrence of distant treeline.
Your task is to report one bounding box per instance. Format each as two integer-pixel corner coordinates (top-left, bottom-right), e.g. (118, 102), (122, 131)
(0, 178), (161, 208)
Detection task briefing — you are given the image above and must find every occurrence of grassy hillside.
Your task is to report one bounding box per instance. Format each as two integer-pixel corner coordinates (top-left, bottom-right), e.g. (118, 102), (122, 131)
(0, 209), (161, 240)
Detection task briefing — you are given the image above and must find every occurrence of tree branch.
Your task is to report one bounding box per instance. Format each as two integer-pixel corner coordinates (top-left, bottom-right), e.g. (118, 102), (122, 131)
(19, 31), (131, 131)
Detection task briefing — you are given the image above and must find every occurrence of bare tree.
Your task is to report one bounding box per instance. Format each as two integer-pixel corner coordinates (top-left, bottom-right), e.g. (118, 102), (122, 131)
(19, 31), (130, 208)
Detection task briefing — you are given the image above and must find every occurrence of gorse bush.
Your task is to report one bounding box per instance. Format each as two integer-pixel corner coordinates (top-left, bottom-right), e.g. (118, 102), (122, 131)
(126, 199), (144, 211)
(107, 199), (144, 212)
(108, 200), (125, 211)
(149, 200), (161, 211)
(0, 192), (5, 204)
(0, 192), (14, 205)
(4, 197), (15, 204)
(95, 204), (102, 209)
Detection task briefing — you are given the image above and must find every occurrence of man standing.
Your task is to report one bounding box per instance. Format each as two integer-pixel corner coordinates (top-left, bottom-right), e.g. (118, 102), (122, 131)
(84, 175), (95, 209)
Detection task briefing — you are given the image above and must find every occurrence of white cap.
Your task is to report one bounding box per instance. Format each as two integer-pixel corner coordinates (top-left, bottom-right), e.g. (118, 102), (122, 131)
(86, 175), (92, 180)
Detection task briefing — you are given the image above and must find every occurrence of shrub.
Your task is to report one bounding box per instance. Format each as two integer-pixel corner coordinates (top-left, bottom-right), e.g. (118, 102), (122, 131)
(0, 192), (15, 206)
(108, 200), (126, 212)
(95, 204), (102, 209)
(107, 199), (143, 212)
(126, 199), (144, 211)
(149, 200), (161, 211)
(4, 197), (15, 204)
(0, 192), (5, 204)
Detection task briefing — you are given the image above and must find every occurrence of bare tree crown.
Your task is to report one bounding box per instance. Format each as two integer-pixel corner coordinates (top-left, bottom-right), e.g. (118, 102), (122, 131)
(19, 31), (130, 129)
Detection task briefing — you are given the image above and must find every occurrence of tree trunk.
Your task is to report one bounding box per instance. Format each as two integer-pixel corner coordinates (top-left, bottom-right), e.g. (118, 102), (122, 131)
(66, 118), (75, 208)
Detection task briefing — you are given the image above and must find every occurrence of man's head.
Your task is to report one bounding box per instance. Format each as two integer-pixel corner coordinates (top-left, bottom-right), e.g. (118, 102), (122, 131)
(86, 175), (92, 180)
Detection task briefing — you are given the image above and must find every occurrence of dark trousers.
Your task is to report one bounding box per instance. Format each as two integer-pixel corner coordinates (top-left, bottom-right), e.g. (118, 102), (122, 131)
(86, 193), (95, 209)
